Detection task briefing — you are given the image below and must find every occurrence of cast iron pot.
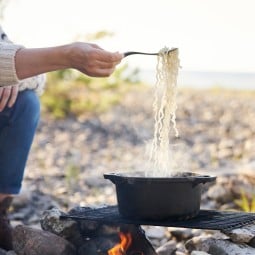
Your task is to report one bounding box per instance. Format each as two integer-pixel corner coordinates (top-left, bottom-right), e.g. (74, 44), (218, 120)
(104, 172), (216, 220)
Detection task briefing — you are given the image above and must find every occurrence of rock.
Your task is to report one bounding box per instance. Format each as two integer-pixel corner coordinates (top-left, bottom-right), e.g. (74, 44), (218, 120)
(84, 176), (108, 187)
(175, 252), (187, 255)
(40, 208), (84, 247)
(186, 236), (255, 255)
(218, 139), (235, 149)
(11, 187), (32, 209)
(40, 208), (76, 237)
(13, 225), (76, 255)
(0, 248), (7, 255)
(185, 236), (213, 252)
(207, 184), (233, 203)
(229, 175), (255, 198)
(176, 242), (188, 254)
(156, 240), (177, 255)
(248, 236), (255, 248)
(217, 148), (233, 159)
(191, 251), (211, 255)
(223, 225), (255, 243)
(168, 228), (193, 241)
(0, 249), (17, 255)
(146, 227), (166, 239)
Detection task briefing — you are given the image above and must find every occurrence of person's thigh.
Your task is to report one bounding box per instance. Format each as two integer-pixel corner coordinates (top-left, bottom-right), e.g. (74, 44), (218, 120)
(0, 90), (40, 194)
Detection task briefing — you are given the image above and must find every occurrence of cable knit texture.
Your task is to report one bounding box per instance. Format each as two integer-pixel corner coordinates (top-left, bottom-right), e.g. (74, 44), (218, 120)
(0, 26), (46, 95)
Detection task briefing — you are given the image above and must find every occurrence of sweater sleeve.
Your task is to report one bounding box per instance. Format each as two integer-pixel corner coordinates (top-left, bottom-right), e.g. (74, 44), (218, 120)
(0, 42), (24, 87)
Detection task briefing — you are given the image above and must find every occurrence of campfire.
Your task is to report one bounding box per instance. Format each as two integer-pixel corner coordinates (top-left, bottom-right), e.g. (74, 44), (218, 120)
(107, 225), (157, 255)
(108, 231), (133, 255)
(54, 205), (255, 255)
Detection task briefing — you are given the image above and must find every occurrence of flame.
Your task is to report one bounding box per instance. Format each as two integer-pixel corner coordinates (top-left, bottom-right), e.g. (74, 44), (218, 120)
(108, 232), (132, 255)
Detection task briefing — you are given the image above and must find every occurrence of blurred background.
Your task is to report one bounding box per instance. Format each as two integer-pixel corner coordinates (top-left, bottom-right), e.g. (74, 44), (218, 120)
(2, 0), (255, 89)
(1, 0), (255, 226)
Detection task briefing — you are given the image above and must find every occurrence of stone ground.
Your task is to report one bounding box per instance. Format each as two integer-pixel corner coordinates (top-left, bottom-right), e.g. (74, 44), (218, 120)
(9, 86), (255, 253)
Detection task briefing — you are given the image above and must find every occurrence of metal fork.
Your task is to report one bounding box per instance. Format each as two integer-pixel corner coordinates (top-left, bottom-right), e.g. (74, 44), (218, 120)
(123, 48), (177, 57)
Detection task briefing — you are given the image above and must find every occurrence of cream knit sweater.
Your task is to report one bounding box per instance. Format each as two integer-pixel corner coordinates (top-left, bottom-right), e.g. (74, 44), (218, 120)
(0, 26), (45, 95)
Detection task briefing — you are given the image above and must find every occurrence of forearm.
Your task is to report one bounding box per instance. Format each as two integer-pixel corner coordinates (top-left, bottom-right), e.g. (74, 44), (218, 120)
(15, 42), (123, 80)
(15, 45), (71, 80)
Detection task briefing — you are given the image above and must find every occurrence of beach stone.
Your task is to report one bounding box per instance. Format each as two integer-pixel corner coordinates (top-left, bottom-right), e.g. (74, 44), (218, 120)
(12, 225), (76, 255)
(186, 236), (255, 255)
(168, 228), (193, 241)
(12, 187), (32, 209)
(208, 239), (255, 255)
(156, 240), (177, 255)
(146, 226), (167, 239)
(228, 175), (255, 198)
(40, 208), (78, 238)
(248, 236), (255, 248)
(175, 252), (187, 255)
(191, 251), (211, 255)
(207, 184), (233, 203)
(223, 225), (255, 243)
(185, 236), (213, 252)
(40, 208), (83, 247)
(0, 249), (17, 255)
(218, 139), (235, 149)
(0, 248), (7, 255)
(217, 148), (233, 159)
(176, 242), (187, 253)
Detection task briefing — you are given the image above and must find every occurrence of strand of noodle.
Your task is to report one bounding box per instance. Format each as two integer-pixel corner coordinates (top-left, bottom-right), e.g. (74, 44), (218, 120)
(148, 47), (180, 177)
(149, 52), (162, 166)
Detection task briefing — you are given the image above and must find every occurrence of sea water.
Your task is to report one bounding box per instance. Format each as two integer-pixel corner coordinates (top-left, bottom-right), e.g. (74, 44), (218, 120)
(139, 69), (255, 90)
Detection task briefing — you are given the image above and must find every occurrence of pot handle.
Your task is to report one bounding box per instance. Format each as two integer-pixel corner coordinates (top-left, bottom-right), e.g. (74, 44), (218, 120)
(104, 173), (125, 184)
(192, 175), (216, 187)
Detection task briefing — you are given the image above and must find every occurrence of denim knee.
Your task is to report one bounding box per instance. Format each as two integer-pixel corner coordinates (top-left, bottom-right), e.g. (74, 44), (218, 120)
(10, 90), (41, 126)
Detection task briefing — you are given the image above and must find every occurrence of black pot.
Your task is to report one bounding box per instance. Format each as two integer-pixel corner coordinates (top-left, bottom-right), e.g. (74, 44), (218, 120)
(104, 172), (216, 220)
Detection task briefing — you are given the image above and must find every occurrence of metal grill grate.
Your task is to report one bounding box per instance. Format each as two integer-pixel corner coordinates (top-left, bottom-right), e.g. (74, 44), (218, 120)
(60, 206), (255, 231)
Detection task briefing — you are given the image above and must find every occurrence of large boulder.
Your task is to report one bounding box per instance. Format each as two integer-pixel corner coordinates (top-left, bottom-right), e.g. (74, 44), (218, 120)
(13, 225), (76, 255)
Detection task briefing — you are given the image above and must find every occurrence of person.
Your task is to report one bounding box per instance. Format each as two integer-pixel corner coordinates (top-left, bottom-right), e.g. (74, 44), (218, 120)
(0, 25), (123, 250)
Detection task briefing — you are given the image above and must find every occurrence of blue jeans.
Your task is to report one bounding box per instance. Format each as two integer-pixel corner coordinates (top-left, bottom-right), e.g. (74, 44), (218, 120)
(0, 90), (40, 194)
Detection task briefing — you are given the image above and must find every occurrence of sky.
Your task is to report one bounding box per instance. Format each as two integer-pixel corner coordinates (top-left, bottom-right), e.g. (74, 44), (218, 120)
(2, 0), (255, 73)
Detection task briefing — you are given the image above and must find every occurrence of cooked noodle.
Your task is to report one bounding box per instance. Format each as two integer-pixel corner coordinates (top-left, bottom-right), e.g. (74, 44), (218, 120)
(148, 47), (180, 177)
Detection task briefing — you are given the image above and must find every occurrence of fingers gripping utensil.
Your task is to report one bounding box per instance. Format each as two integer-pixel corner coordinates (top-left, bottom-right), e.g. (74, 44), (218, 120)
(123, 48), (178, 57)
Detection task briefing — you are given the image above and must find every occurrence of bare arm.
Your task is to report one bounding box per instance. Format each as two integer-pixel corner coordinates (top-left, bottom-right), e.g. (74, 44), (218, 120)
(15, 42), (123, 79)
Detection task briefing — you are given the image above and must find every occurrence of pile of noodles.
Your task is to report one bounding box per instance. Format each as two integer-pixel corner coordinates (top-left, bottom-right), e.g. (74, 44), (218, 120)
(149, 47), (180, 177)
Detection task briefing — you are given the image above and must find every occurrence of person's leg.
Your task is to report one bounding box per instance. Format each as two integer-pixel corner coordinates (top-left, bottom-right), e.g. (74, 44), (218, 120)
(0, 89), (40, 250)
(0, 89), (40, 194)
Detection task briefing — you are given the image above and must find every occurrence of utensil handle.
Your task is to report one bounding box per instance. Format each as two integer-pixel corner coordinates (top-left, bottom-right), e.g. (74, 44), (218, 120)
(123, 51), (158, 57)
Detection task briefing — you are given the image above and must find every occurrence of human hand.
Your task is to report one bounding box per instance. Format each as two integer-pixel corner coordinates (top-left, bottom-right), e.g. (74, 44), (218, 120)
(0, 85), (19, 112)
(67, 42), (123, 77)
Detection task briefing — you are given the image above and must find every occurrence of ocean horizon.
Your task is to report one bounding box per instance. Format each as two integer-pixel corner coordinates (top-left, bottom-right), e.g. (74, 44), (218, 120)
(139, 70), (255, 90)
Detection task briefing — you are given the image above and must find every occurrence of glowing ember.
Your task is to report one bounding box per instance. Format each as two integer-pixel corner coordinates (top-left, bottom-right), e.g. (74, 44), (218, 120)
(108, 232), (132, 255)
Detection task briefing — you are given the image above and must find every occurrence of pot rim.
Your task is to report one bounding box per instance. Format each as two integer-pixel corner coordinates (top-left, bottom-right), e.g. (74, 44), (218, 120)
(104, 171), (216, 183)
